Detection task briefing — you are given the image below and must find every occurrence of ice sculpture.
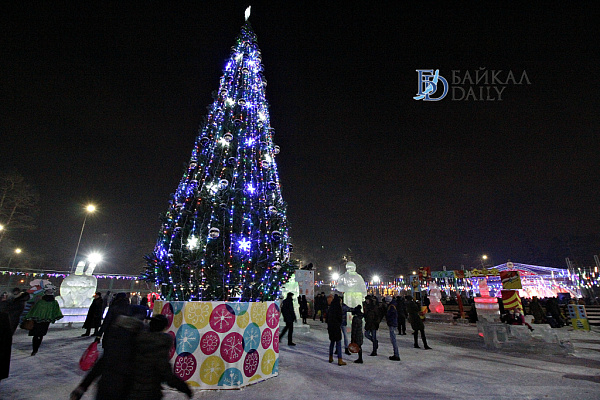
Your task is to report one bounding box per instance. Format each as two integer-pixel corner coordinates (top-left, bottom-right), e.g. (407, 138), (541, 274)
(280, 273), (300, 319)
(429, 282), (445, 313)
(336, 262), (367, 309)
(56, 261), (98, 308)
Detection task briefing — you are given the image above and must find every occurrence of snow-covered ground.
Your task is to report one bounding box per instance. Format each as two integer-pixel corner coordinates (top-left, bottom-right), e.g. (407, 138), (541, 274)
(2, 319), (600, 400)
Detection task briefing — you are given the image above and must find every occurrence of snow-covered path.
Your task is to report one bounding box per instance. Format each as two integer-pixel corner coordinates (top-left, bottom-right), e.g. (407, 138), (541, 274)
(2, 320), (600, 399)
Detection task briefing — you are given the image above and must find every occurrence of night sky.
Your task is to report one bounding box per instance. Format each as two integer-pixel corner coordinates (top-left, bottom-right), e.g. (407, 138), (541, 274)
(1, 2), (598, 278)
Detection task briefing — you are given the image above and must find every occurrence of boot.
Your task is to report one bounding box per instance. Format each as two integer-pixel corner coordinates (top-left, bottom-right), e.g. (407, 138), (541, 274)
(414, 343), (421, 349)
(389, 355), (401, 361)
(423, 337), (431, 349)
(345, 347), (351, 355)
(81, 329), (90, 337)
(338, 358), (347, 366)
(354, 350), (363, 363)
(329, 355), (333, 363)
(369, 350), (377, 356)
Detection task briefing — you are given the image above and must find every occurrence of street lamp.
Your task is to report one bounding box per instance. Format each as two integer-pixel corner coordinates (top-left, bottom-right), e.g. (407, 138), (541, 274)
(332, 272), (339, 281)
(7, 248), (22, 269)
(70, 204), (96, 273)
(481, 254), (488, 267)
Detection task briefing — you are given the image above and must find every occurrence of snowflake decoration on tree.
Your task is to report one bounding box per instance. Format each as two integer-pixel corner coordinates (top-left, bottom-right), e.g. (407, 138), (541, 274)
(238, 238), (251, 253)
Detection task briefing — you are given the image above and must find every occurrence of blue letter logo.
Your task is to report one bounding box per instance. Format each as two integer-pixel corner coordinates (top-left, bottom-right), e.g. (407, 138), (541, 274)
(414, 69), (448, 101)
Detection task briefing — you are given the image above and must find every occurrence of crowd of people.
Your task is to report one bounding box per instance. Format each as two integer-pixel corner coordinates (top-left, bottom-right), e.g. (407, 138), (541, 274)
(0, 288), (190, 399)
(2, 282), (593, 395)
(289, 291), (433, 365)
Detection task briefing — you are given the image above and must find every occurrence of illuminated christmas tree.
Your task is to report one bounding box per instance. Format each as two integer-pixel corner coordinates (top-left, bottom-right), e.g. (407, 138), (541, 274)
(144, 10), (295, 301)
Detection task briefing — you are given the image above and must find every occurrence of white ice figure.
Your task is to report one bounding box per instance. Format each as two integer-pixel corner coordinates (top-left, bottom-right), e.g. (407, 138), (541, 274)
(56, 261), (97, 308)
(428, 282), (445, 313)
(336, 262), (367, 310)
(280, 274), (300, 321)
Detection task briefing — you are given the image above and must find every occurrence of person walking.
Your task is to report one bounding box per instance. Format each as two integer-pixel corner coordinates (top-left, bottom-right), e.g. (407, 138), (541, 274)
(386, 297), (401, 361)
(364, 296), (381, 356)
(0, 310), (11, 381)
(4, 288), (30, 334)
(22, 288), (63, 356)
(406, 295), (431, 350)
(279, 293), (297, 346)
(98, 292), (131, 345)
(299, 295), (309, 324)
(327, 294), (346, 366)
(82, 292), (104, 337)
(396, 296), (407, 335)
(351, 305), (364, 364)
(127, 315), (192, 400)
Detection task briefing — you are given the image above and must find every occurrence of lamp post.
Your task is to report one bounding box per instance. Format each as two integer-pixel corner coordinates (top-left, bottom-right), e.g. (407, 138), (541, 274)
(373, 275), (380, 296)
(481, 254), (488, 268)
(70, 204), (96, 274)
(7, 247), (22, 269)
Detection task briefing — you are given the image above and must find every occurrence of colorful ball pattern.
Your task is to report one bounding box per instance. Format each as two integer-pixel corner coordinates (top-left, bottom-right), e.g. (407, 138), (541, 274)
(261, 327), (272, 349)
(174, 352), (197, 381)
(273, 329), (279, 353)
(210, 304), (236, 333)
(176, 324), (201, 354)
(161, 302), (174, 329)
(243, 349), (259, 377)
(243, 323), (261, 352)
(266, 303), (280, 329)
(168, 331), (176, 359)
(164, 300), (279, 389)
(200, 331), (220, 355)
(220, 332), (244, 363)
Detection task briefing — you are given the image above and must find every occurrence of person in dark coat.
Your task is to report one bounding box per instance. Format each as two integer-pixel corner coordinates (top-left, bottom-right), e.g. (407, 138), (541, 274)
(82, 292), (104, 336)
(363, 296), (381, 356)
(128, 315), (192, 400)
(386, 298), (400, 361)
(406, 295), (431, 350)
(351, 305), (364, 364)
(130, 296), (150, 321)
(299, 295), (309, 324)
(528, 296), (545, 324)
(0, 311), (11, 381)
(327, 294), (346, 365)
(71, 315), (145, 400)
(3, 288), (30, 334)
(22, 289), (63, 356)
(396, 296), (407, 335)
(279, 292), (297, 346)
(98, 292), (131, 346)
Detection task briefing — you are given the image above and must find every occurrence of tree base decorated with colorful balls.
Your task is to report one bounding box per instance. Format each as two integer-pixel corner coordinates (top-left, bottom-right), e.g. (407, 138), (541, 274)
(154, 300), (281, 389)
